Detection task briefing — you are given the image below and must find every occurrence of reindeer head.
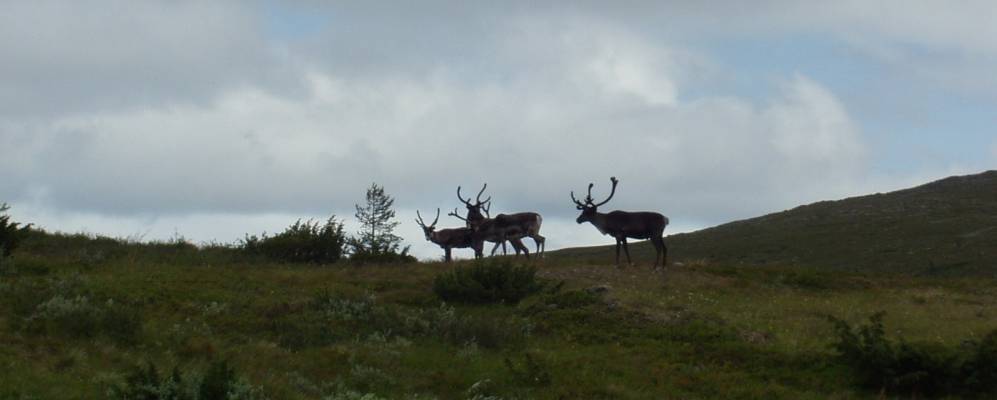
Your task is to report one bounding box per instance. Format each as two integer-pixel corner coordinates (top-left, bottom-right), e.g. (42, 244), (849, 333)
(457, 183), (491, 227)
(415, 209), (440, 240)
(570, 177), (619, 224)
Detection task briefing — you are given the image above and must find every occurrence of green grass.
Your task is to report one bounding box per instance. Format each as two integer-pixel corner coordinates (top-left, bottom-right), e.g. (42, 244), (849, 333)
(2, 232), (997, 398)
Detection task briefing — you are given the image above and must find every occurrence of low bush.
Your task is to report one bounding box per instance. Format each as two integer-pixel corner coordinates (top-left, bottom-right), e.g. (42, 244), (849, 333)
(269, 290), (530, 350)
(241, 217), (346, 264)
(24, 295), (142, 344)
(433, 259), (544, 305)
(828, 312), (997, 397)
(347, 246), (417, 265)
(108, 360), (266, 400)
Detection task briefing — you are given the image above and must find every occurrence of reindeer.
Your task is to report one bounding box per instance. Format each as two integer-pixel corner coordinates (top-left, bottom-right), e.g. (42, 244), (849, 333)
(571, 177), (668, 269)
(456, 184), (491, 227)
(415, 209), (481, 262)
(457, 184), (546, 257)
(448, 207), (528, 257)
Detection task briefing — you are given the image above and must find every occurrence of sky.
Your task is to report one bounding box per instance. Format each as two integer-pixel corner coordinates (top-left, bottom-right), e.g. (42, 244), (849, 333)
(2, 1), (995, 260)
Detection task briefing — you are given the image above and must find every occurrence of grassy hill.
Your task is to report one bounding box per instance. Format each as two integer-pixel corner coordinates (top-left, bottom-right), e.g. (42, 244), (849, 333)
(553, 170), (997, 275)
(1, 231), (996, 398)
(3, 172), (997, 398)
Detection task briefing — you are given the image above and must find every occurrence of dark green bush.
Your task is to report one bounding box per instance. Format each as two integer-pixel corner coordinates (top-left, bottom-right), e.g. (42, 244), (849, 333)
(828, 312), (997, 397)
(109, 360), (259, 400)
(241, 216), (346, 264)
(963, 331), (997, 392)
(266, 290), (529, 350)
(200, 360), (237, 400)
(347, 245), (417, 265)
(24, 295), (142, 344)
(0, 203), (32, 257)
(433, 259), (544, 305)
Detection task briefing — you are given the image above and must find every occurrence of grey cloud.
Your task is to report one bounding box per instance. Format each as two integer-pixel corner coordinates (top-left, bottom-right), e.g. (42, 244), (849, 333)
(0, 1), (302, 117)
(3, 1), (987, 254)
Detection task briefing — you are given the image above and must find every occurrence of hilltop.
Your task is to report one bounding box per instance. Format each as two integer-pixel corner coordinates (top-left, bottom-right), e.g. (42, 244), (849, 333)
(553, 170), (997, 275)
(2, 195), (997, 398)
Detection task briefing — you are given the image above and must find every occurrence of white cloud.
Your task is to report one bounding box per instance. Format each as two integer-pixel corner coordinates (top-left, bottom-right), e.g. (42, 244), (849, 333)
(2, 36), (865, 251)
(6, 2), (980, 256)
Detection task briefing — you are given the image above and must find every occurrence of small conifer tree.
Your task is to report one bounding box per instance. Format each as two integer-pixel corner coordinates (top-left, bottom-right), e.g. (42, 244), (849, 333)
(350, 183), (412, 262)
(0, 203), (32, 257)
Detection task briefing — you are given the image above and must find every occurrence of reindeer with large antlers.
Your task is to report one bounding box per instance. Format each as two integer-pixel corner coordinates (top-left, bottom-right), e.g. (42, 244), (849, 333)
(415, 209), (481, 262)
(571, 177), (669, 269)
(449, 207), (528, 257)
(457, 183), (546, 258)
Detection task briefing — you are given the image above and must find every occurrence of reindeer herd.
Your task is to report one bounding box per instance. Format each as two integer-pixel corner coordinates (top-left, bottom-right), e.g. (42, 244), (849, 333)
(416, 177), (669, 269)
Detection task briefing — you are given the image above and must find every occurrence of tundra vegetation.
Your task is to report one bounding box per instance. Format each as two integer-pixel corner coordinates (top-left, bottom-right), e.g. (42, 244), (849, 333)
(2, 228), (996, 399)
(2, 172), (996, 398)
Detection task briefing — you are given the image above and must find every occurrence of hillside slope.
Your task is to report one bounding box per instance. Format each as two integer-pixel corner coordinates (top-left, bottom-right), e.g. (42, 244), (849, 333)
(553, 171), (997, 274)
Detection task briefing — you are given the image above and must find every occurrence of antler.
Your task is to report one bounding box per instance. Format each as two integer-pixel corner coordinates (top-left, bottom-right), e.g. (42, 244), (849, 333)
(415, 210), (426, 227)
(571, 177), (619, 208)
(481, 201), (491, 218)
(415, 209), (440, 228)
(457, 186), (472, 206)
(570, 190), (585, 208)
(447, 207), (468, 222)
(475, 183), (490, 206)
(592, 177), (619, 207)
(458, 183), (490, 206)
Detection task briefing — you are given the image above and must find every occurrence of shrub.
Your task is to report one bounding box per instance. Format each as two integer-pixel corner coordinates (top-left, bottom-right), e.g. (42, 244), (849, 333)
(828, 312), (997, 397)
(347, 246), (417, 265)
(963, 330), (997, 392)
(433, 259), (544, 305)
(109, 360), (266, 400)
(0, 203), (32, 257)
(269, 290), (529, 350)
(242, 216), (346, 264)
(25, 295), (142, 344)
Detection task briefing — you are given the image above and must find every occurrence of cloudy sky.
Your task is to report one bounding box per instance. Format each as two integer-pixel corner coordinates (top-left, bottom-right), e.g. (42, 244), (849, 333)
(2, 1), (995, 259)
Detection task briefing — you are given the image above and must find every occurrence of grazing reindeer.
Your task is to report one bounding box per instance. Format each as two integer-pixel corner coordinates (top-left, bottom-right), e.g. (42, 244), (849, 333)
(448, 207), (528, 257)
(457, 184), (546, 257)
(571, 177), (668, 269)
(415, 209), (481, 262)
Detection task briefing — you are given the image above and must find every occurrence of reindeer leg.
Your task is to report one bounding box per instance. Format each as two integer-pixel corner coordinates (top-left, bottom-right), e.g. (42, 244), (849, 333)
(490, 241), (501, 256)
(615, 239), (622, 268)
(621, 238), (633, 267)
(534, 235), (546, 258)
(651, 237), (663, 270)
(662, 239), (668, 268)
(444, 247), (452, 263)
(473, 241), (483, 259)
(518, 239), (530, 259)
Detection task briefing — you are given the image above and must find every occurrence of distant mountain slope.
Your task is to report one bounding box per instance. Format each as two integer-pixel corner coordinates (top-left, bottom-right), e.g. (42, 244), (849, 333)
(551, 171), (997, 275)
